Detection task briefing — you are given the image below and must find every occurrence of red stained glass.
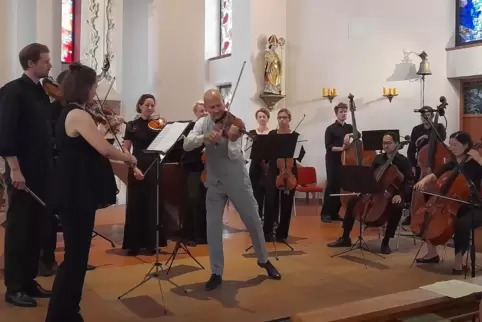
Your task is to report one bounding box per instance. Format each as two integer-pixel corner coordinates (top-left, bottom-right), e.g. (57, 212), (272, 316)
(220, 0), (232, 55)
(61, 0), (74, 63)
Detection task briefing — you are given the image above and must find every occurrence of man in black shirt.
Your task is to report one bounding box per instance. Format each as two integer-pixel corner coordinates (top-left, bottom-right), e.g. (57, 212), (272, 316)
(327, 132), (413, 254)
(320, 103), (353, 223)
(180, 101), (208, 245)
(0, 43), (53, 307)
(407, 106), (446, 180)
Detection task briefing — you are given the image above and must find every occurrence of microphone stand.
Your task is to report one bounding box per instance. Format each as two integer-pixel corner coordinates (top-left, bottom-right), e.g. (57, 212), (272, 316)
(417, 105), (482, 279)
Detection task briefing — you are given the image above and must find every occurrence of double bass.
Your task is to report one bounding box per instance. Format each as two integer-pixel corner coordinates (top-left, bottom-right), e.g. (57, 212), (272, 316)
(353, 138), (410, 227)
(411, 98), (451, 217)
(339, 94), (377, 218)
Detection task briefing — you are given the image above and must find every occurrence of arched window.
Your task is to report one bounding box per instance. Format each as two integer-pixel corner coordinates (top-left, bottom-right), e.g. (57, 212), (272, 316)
(220, 0), (232, 55)
(61, 0), (78, 63)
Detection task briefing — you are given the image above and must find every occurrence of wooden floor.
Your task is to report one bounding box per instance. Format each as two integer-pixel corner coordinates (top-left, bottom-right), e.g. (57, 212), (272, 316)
(0, 201), (477, 322)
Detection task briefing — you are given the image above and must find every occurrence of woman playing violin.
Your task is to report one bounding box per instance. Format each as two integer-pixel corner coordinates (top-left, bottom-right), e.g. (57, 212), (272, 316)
(122, 94), (167, 256)
(248, 108), (271, 220)
(263, 108), (305, 242)
(414, 131), (482, 274)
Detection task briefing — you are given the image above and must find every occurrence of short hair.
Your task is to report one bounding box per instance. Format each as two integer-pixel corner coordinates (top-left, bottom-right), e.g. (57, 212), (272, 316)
(450, 131), (473, 151)
(18, 43), (50, 70)
(278, 108), (291, 120)
(255, 107), (270, 119)
(136, 94), (156, 113)
(192, 100), (204, 112)
(61, 63), (97, 104)
(334, 102), (348, 114)
(383, 131), (400, 143)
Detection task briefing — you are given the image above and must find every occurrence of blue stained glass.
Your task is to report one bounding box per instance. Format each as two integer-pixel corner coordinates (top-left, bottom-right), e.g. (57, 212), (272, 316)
(458, 0), (482, 44)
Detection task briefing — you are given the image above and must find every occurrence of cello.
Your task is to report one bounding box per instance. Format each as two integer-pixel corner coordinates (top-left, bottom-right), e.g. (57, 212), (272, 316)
(352, 137), (410, 227)
(411, 98), (451, 218)
(339, 94), (377, 218)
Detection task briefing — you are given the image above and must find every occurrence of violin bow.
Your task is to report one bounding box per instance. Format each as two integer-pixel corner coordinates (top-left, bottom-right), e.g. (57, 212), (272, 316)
(220, 61), (246, 130)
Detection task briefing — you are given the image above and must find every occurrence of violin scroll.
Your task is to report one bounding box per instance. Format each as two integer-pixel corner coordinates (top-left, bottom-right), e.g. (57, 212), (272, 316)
(42, 77), (63, 101)
(148, 116), (167, 131)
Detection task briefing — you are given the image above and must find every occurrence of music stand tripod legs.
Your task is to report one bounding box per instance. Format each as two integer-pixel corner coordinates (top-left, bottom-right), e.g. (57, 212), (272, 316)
(331, 201), (385, 262)
(92, 230), (116, 248)
(165, 239), (204, 274)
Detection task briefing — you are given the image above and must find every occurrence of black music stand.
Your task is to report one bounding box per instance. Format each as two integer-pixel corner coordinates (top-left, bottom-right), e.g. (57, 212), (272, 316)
(331, 165), (385, 263)
(118, 121), (192, 300)
(245, 133), (300, 257)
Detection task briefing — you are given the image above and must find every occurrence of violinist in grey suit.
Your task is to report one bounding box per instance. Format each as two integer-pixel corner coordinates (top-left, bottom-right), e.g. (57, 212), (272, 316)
(183, 89), (281, 291)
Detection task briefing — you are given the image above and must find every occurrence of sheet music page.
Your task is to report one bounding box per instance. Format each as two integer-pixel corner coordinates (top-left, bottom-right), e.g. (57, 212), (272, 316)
(146, 122), (190, 153)
(420, 280), (482, 298)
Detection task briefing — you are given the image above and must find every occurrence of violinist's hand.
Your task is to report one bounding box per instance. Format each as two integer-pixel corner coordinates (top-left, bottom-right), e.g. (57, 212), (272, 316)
(392, 195), (402, 204)
(125, 155), (137, 167)
(227, 124), (240, 141)
(467, 149), (482, 164)
(133, 167), (144, 180)
(205, 130), (222, 143)
(413, 179), (427, 191)
(343, 134), (351, 145)
(10, 168), (26, 190)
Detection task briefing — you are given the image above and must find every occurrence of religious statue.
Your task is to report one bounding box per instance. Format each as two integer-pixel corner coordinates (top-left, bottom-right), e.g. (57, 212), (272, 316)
(263, 35), (285, 95)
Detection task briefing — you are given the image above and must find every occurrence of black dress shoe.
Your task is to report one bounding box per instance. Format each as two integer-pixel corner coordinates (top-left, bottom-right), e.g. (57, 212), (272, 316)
(205, 274), (222, 291)
(381, 243), (391, 254)
(5, 292), (37, 307)
(38, 261), (58, 277)
(87, 264), (96, 271)
(258, 260), (281, 280)
(327, 237), (352, 248)
(415, 255), (440, 264)
(321, 215), (332, 223)
(25, 281), (52, 298)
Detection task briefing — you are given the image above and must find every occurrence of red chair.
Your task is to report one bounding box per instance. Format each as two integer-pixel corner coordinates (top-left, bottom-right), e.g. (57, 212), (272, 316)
(294, 167), (324, 215)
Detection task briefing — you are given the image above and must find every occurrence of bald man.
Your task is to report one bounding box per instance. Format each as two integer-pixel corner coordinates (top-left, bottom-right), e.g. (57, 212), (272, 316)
(183, 90), (281, 290)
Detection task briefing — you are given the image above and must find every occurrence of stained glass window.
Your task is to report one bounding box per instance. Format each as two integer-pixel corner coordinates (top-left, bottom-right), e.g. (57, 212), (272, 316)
(457, 0), (482, 45)
(220, 0), (232, 55)
(61, 0), (74, 63)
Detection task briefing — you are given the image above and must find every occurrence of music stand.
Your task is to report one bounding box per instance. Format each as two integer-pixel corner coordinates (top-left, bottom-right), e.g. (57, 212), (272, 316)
(331, 165), (385, 262)
(362, 130), (399, 152)
(118, 121), (192, 300)
(245, 133), (301, 257)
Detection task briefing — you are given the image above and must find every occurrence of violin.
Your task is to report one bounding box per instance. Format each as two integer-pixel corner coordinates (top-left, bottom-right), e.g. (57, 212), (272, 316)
(411, 143), (482, 246)
(353, 139), (410, 227)
(339, 94), (377, 218)
(214, 111), (255, 140)
(276, 158), (297, 190)
(42, 77), (63, 101)
(148, 115), (167, 131)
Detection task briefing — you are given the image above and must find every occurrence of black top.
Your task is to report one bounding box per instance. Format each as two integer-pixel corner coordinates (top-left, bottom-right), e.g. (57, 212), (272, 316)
(123, 117), (158, 169)
(54, 104), (117, 211)
(407, 123), (446, 168)
(0, 74), (53, 194)
(371, 152), (413, 201)
(267, 130), (306, 178)
(49, 100), (64, 158)
(325, 121), (353, 162)
(180, 121), (204, 173)
(434, 159), (482, 191)
(248, 129), (269, 174)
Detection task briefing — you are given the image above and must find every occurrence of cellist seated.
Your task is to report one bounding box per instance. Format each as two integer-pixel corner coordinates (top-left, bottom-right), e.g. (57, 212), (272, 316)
(327, 132), (413, 254)
(413, 131), (482, 275)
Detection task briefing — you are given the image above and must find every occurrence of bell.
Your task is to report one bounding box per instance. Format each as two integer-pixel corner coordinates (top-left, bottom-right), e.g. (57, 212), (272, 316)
(417, 51), (432, 75)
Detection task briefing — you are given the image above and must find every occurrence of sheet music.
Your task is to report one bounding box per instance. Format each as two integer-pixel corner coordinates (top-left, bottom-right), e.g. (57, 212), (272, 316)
(420, 280), (482, 298)
(146, 122), (190, 154)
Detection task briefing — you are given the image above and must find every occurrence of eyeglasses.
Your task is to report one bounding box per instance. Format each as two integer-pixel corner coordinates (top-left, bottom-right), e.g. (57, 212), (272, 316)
(277, 116), (289, 120)
(382, 141), (393, 146)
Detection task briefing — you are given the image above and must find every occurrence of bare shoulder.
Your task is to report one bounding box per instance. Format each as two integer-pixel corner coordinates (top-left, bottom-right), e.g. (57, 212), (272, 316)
(66, 108), (91, 122)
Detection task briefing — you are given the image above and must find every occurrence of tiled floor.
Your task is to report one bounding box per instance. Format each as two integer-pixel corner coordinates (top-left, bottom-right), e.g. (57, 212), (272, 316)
(0, 201), (478, 322)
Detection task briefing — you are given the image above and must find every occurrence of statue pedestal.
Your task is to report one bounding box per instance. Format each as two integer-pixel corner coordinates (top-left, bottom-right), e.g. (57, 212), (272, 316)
(259, 93), (286, 110)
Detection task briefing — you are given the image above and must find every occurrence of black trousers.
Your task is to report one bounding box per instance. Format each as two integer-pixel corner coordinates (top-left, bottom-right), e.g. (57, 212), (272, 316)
(40, 213), (59, 265)
(454, 207), (482, 255)
(249, 163), (267, 219)
(264, 187), (295, 240)
(4, 185), (47, 293)
(181, 171), (207, 242)
(46, 206), (95, 321)
(342, 198), (403, 239)
(320, 157), (342, 218)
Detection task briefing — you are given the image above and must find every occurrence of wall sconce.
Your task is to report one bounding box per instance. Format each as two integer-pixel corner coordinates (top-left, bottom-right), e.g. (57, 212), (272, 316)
(322, 88), (337, 103)
(383, 87), (398, 103)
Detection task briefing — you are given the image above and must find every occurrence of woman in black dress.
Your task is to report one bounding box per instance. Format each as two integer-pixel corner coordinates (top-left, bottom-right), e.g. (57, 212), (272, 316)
(122, 94), (167, 256)
(263, 108), (305, 242)
(46, 63), (136, 322)
(248, 108), (271, 220)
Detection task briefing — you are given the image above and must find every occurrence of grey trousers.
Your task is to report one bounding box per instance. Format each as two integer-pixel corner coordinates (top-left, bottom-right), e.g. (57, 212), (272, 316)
(206, 179), (268, 275)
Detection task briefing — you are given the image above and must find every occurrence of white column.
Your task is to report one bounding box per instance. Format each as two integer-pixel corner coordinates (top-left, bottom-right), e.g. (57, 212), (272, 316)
(36, 0), (62, 78)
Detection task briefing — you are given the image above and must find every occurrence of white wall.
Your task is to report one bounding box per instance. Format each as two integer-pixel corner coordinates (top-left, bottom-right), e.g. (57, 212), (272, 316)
(285, 0), (457, 183)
